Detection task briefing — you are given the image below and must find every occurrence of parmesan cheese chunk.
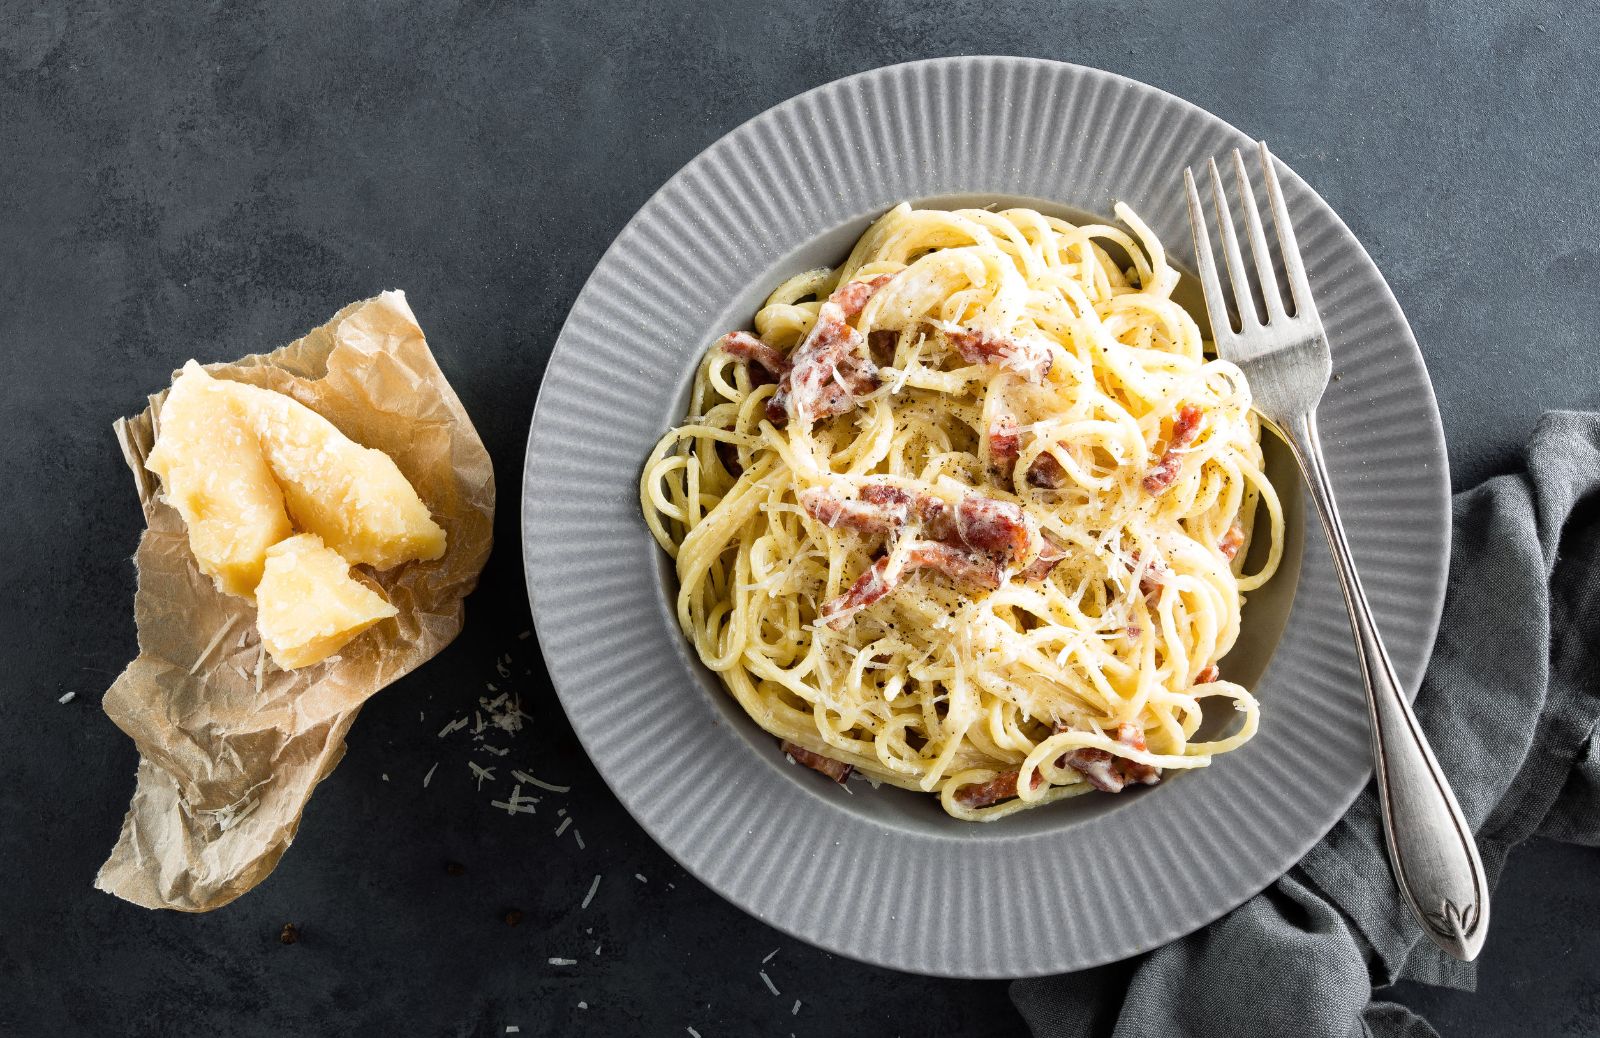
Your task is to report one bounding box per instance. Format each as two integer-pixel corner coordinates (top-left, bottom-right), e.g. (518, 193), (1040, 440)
(145, 362), (294, 597)
(255, 534), (398, 669)
(234, 382), (447, 570)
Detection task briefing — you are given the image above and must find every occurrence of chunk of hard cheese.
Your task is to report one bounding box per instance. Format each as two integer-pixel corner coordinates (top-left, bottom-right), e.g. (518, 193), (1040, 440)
(255, 534), (399, 669)
(145, 362), (294, 598)
(232, 383), (447, 570)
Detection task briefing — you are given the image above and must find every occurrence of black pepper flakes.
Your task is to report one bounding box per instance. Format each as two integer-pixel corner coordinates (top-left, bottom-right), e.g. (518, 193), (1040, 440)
(445, 861), (466, 876)
(279, 923), (299, 945)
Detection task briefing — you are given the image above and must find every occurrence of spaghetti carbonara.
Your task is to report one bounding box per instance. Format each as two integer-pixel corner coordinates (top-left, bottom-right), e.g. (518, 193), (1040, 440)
(642, 203), (1282, 820)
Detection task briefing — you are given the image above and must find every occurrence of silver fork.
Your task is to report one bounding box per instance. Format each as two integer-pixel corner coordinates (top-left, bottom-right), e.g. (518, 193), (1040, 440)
(1184, 143), (1488, 961)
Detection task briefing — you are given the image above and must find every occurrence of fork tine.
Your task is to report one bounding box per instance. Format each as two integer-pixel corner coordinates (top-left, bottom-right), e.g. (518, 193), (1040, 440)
(1230, 149), (1285, 319)
(1206, 157), (1256, 327)
(1256, 141), (1312, 313)
(1184, 167), (1233, 342)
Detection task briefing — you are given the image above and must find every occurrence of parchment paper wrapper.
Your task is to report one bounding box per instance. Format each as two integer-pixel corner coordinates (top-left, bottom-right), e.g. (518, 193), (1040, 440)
(95, 291), (495, 911)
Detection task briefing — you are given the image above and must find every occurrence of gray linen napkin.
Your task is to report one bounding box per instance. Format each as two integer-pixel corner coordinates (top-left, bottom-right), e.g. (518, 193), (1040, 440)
(1011, 411), (1600, 1038)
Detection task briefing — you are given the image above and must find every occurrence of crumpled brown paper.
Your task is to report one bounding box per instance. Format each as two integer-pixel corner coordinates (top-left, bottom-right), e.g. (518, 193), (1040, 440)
(95, 291), (495, 911)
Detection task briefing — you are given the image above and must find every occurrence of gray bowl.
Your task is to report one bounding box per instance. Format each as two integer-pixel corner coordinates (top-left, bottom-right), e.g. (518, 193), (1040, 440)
(522, 56), (1449, 977)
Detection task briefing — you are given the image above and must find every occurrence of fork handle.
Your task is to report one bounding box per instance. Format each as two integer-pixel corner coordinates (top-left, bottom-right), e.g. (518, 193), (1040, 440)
(1282, 412), (1488, 961)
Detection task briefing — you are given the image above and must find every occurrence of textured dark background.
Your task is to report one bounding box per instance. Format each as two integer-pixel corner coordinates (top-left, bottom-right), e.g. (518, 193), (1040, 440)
(3, 2), (1598, 1036)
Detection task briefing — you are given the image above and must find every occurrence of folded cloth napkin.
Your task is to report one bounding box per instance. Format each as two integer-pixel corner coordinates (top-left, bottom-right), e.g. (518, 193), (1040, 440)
(1011, 411), (1600, 1038)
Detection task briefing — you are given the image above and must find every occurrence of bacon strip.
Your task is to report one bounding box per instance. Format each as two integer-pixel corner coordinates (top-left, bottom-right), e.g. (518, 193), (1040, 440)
(1064, 722), (1161, 791)
(1064, 747), (1125, 793)
(955, 495), (1033, 563)
(1219, 521), (1246, 561)
(905, 541), (1004, 590)
(781, 740), (853, 783)
(818, 556), (895, 628)
(799, 485), (907, 536)
(1196, 664), (1220, 684)
(1112, 722), (1161, 786)
(1142, 404), (1203, 494)
(987, 415), (1021, 483)
(948, 328), (1053, 382)
(829, 273), (894, 321)
(953, 768), (1043, 810)
(810, 485), (1037, 627)
(717, 330), (787, 381)
(1020, 529), (1069, 583)
(912, 494), (956, 542)
(1026, 450), (1068, 489)
(987, 413), (1074, 490)
(818, 538), (1004, 628)
(770, 301), (880, 424)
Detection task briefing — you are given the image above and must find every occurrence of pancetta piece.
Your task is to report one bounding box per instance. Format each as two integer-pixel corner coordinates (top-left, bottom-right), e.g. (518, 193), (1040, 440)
(955, 495), (1034, 564)
(953, 768), (1043, 810)
(1064, 746), (1125, 793)
(717, 330), (788, 382)
(1196, 664), (1220, 684)
(1025, 449), (1068, 489)
(1020, 529), (1069, 583)
(987, 415), (1021, 483)
(1111, 722), (1161, 787)
(905, 541), (1004, 590)
(1142, 404), (1204, 494)
(818, 556), (896, 628)
(818, 537), (1006, 629)
(829, 273), (894, 321)
(1219, 521), (1246, 561)
(781, 740), (853, 783)
(1061, 722), (1162, 791)
(770, 301), (880, 424)
(948, 328), (1053, 383)
(799, 485), (909, 536)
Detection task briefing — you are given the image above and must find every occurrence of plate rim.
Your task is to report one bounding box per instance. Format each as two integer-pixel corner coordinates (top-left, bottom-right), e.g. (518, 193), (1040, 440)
(521, 54), (1451, 977)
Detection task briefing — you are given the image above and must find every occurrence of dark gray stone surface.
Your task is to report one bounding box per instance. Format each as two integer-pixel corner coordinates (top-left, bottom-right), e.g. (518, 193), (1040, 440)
(1, 2), (1595, 1035)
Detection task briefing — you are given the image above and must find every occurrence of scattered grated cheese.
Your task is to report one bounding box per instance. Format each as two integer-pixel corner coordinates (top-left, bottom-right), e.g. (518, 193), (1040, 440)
(554, 817), (572, 837)
(635, 874), (647, 883)
(792, 1000), (801, 1016)
(581, 874), (601, 909)
(422, 762), (438, 788)
(574, 830), (586, 850)
(486, 682), (498, 693)
(687, 1029), (702, 1038)
(558, 808), (567, 817)
(518, 629), (532, 640)
(762, 948), (778, 963)
(469, 762), (496, 789)
(760, 971), (780, 996)
(505, 1027), (519, 1034)
(489, 784), (539, 815)
(477, 743), (511, 757)
(595, 943), (602, 955)
(548, 958), (576, 966)
(437, 717), (468, 738)
(382, 774), (389, 782)
(58, 691), (76, 704)
(577, 1002), (587, 1010)
(188, 615), (239, 675)
(511, 770), (570, 793)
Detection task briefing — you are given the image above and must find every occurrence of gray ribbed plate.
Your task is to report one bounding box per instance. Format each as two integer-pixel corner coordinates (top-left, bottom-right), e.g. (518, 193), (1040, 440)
(522, 57), (1449, 978)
